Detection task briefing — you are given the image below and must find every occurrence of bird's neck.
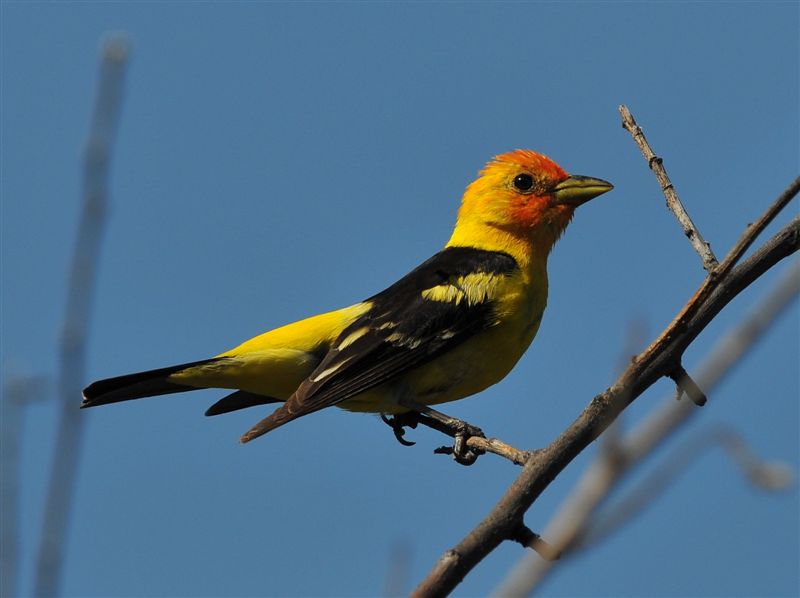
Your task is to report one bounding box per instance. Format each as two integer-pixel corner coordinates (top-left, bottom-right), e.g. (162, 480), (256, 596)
(445, 220), (555, 277)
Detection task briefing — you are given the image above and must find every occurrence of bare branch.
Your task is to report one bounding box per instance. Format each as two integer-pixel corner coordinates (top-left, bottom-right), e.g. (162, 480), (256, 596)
(1, 376), (49, 598)
(580, 426), (793, 550)
(619, 105), (718, 271)
(601, 320), (649, 458)
(494, 261), (799, 596)
(383, 541), (413, 598)
(464, 437), (533, 466)
(412, 194), (798, 597)
(33, 35), (130, 598)
(715, 428), (794, 492)
(385, 406), (530, 466)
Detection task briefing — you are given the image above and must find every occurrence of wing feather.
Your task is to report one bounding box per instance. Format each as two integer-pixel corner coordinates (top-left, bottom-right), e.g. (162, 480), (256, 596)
(240, 247), (518, 442)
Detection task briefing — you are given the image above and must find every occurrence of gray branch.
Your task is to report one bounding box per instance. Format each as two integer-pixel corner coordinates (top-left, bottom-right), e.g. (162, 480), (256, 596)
(1, 376), (49, 598)
(494, 262), (799, 596)
(33, 35), (130, 598)
(411, 197), (799, 597)
(619, 105), (719, 271)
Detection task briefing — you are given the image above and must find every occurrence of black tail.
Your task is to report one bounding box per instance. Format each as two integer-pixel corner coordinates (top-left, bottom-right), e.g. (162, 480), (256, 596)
(204, 390), (282, 416)
(81, 358), (220, 409)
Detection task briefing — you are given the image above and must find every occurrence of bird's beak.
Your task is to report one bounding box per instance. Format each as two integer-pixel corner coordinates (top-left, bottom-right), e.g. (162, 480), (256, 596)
(552, 175), (613, 206)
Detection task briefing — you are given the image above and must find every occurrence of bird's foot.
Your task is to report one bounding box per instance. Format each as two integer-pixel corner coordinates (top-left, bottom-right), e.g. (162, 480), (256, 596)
(384, 398), (487, 465)
(380, 412), (419, 447)
(393, 397), (487, 465)
(433, 421), (485, 466)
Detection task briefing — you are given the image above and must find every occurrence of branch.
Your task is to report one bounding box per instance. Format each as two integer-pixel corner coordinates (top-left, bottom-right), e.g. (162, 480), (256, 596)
(1, 376), (49, 598)
(667, 364), (707, 406)
(494, 262), (799, 595)
(619, 105), (718, 271)
(33, 35), (129, 598)
(651, 178), (800, 362)
(464, 436), (532, 466)
(412, 197), (798, 596)
(580, 426), (793, 550)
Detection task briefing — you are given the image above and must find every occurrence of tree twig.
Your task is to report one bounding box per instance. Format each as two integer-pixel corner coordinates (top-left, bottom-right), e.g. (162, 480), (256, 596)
(619, 105), (718, 271)
(651, 178), (800, 364)
(1, 376), (49, 598)
(508, 525), (560, 561)
(411, 197), (798, 597)
(493, 261), (799, 596)
(465, 436), (532, 466)
(667, 364), (707, 406)
(33, 35), (130, 598)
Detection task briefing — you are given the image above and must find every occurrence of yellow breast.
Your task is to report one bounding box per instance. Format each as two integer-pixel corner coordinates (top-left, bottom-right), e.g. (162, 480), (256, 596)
(341, 265), (547, 413)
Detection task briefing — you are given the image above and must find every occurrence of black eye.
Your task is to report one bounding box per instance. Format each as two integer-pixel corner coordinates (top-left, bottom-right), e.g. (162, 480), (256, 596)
(513, 173), (534, 192)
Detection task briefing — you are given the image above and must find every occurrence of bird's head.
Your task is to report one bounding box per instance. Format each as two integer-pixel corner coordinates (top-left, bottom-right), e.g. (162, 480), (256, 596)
(448, 149), (612, 260)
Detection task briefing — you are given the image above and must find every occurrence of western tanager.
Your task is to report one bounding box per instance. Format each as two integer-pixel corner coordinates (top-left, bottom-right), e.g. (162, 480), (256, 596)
(82, 149), (612, 453)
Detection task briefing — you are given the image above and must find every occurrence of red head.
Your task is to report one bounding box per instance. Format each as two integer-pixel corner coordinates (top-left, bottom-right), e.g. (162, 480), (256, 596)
(447, 149), (612, 261)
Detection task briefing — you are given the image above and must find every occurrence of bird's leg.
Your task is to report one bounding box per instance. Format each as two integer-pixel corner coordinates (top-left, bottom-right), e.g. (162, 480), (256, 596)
(397, 397), (486, 466)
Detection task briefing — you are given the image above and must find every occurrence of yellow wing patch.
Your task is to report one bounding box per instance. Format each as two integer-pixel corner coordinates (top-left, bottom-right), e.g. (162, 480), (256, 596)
(420, 272), (500, 306)
(336, 326), (371, 350)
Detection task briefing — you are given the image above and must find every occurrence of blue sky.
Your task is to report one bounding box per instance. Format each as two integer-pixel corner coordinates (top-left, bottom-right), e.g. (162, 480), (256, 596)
(2, 2), (798, 597)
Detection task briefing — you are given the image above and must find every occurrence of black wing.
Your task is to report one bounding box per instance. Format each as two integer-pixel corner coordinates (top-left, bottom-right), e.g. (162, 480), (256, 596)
(240, 247), (518, 442)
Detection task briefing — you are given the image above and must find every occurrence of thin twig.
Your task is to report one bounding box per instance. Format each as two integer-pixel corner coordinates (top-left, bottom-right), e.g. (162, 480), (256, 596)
(619, 105), (718, 271)
(601, 320), (648, 459)
(412, 200), (799, 597)
(33, 35), (129, 598)
(1, 376), (49, 598)
(383, 541), (413, 598)
(667, 364), (707, 406)
(643, 178), (800, 369)
(493, 261), (799, 596)
(508, 525), (560, 561)
(392, 405), (530, 466)
(465, 437), (532, 466)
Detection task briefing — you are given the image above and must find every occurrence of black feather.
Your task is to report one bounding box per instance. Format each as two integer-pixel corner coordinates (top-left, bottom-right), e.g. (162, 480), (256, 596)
(242, 247), (519, 439)
(81, 358), (224, 408)
(205, 390), (282, 416)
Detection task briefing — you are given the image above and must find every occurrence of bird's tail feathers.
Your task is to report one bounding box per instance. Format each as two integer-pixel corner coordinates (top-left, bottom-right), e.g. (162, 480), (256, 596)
(81, 358), (220, 409)
(239, 399), (307, 444)
(204, 390), (282, 416)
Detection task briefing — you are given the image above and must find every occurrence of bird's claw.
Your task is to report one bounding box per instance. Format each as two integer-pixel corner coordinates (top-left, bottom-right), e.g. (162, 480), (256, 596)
(382, 410), (486, 464)
(381, 412), (418, 447)
(435, 423), (485, 466)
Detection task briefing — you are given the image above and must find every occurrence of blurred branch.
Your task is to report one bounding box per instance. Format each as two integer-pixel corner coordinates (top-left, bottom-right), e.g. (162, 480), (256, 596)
(1, 376), (49, 598)
(619, 105), (718, 271)
(33, 35), (130, 598)
(580, 425), (793, 550)
(383, 540), (413, 598)
(411, 107), (799, 595)
(601, 319), (648, 457)
(492, 245), (800, 597)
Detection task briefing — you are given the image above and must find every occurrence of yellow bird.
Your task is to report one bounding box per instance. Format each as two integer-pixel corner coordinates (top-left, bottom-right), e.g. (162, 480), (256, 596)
(82, 150), (612, 457)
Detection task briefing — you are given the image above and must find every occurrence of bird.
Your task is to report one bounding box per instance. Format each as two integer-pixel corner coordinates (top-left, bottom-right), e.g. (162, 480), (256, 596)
(82, 149), (612, 457)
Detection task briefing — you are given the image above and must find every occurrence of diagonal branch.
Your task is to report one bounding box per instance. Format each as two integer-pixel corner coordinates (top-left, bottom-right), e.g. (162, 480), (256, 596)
(411, 193), (799, 597)
(494, 262), (799, 595)
(637, 179), (799, 384)
(619, 105), (718, 271)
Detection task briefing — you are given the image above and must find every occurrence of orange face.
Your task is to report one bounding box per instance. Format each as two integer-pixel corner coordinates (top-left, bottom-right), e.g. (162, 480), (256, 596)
(463, 149), (574, 234)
